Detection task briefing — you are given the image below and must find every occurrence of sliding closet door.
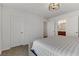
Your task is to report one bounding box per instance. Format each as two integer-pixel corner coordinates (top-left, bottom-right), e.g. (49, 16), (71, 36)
(1, 6), (11, 50)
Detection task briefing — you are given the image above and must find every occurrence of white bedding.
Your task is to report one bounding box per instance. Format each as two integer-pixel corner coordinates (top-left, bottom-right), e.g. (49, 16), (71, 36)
(31, 36), (79, 56)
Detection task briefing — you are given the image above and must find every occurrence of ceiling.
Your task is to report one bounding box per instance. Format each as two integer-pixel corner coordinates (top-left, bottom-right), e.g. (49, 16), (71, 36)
(3, 3), (79, 19)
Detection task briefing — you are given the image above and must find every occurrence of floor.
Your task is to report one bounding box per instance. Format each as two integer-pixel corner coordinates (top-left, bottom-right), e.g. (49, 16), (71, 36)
(1, 45), (28, 56)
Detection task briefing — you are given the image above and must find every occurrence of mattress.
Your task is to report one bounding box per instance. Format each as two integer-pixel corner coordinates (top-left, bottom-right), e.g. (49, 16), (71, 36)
(31, 36), (79, 56)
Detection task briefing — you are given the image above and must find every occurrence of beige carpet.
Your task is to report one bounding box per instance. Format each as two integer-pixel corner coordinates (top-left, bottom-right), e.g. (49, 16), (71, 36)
(1, 45), (28, 56)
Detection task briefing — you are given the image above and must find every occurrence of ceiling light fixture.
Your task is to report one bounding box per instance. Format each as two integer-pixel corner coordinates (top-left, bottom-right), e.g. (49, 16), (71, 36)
(49, 3), (60, 11)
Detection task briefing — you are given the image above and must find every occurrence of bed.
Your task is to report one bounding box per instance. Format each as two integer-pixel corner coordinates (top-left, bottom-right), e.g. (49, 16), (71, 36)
(31, 36), (79, 56)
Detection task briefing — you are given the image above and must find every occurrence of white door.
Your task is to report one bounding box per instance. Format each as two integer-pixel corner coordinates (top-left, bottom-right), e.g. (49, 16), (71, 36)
(13, 15), (24, 47)
(7, 10), (25, 48)
(1, 6), (24, 50)
(2, 6), (11, 50)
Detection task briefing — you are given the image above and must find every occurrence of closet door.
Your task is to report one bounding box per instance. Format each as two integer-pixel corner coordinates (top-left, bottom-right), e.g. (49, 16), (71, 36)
(13, 14), (24, 46)
(2, 6), (11, 50)
(1, 6), (25, 50)
(8, 9), (25, 47)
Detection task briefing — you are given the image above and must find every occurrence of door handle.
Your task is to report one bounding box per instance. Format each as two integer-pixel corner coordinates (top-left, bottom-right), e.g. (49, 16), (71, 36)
(76, 32), (78, 33)
(20, 32), (23, 34)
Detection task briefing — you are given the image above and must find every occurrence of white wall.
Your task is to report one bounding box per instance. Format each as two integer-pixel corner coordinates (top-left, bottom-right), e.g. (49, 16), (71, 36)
(24, 14), (44, 44)
(48, 10), (79, 37)
(78, 17), (79, 37)
(0, 5), (2, 54)
(47, 20), (54, 37)
(66, 16), (78, 37)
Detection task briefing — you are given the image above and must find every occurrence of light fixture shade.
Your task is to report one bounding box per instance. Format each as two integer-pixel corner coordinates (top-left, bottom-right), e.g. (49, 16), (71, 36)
(49, 3), (60, 11)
